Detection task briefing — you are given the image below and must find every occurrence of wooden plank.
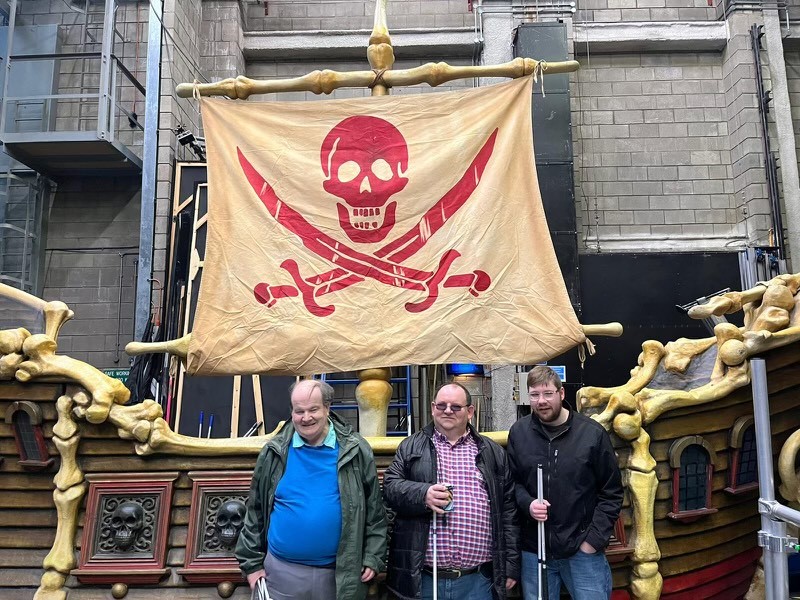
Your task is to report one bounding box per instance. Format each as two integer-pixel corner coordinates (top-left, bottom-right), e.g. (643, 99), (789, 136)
(0, 548), (48, 568)
(0, 491), (55, 509)
(659, 530), (757, 576)
(649, 385), (800, 441)
(0, 383), (61, 402)
(658, 516), (761, 569)
(80, 455), (258, 472)
(0, 509), (57, 528)
(252, 375), (265, 436)
(0, 473), (56, 491)
(0, 528), (55, 548)
(231, 376), (241, 438)
(659, 515), (760, 558)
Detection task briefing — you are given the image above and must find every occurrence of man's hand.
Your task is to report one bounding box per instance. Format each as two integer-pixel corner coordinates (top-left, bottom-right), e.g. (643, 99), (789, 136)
(247, 569), (266, 590)
(529, 499), (550, 522)
(506, 578), (517, 590)
(579, 541), (596, 554)
(361, 567), (376, 582)
(425, 484), (452, 514)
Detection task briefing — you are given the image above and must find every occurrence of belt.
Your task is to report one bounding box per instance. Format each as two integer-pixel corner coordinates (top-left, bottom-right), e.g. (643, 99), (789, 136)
(422, 562), (491, 580)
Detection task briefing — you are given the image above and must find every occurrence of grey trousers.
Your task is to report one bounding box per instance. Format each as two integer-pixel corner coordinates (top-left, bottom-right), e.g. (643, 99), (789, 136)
(264, 551), (337, 600)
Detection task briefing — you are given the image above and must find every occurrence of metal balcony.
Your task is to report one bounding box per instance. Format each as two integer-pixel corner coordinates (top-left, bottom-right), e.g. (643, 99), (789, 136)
(0, 0), (145, 181)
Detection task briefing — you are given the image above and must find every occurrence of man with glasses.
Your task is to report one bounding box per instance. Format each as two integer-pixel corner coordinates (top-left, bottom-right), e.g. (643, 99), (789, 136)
(384, 382), (519, 600)
(507, 366), (622, 599)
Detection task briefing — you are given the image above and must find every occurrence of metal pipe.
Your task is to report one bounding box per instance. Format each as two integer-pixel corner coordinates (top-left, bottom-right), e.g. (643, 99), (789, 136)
(761, 500), (800, 529)
(0, 0), (17, 136)
(751, 358), (790, 600)
(135, 0), (164, 341)
(751, 25), (785, 256)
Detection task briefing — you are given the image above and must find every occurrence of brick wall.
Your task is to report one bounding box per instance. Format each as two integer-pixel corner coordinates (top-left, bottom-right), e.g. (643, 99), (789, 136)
(42, 177), (141, 370)
(244, 0), (472, 32)
(575, 0), (716, 23)
(572, 51), (741, 252)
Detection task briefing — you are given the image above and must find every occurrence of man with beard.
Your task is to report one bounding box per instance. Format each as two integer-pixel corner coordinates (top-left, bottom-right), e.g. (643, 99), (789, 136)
(507, 366), (622, 600)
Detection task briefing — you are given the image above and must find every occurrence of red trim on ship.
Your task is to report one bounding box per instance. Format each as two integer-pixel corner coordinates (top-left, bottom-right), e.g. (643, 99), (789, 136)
(659, 547), (761, 600)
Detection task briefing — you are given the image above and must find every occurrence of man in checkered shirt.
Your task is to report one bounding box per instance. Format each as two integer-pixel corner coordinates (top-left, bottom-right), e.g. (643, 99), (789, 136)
(384, 382), (519, 600)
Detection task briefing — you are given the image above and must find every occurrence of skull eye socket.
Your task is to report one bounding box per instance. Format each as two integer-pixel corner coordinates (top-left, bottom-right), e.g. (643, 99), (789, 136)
(337, 160), (361, 183)
(371, 159), (394, 182)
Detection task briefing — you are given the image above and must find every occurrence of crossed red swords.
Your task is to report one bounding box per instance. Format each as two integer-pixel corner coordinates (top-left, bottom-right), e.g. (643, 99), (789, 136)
(238, 128), (498, 317)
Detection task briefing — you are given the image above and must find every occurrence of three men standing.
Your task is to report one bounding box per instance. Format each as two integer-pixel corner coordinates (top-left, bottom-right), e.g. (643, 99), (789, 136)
(508, 366), (623, 600)
(384, 382), (520, 600)
(236, 379), (387, 600)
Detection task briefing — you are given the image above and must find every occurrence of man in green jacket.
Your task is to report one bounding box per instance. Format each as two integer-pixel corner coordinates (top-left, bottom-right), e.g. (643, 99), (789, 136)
(235, 379), (388, 600)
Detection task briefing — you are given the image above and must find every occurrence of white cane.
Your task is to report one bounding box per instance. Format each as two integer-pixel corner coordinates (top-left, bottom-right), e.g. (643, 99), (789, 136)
(432, 510), (438, 600)
(537, 464), (549, 600)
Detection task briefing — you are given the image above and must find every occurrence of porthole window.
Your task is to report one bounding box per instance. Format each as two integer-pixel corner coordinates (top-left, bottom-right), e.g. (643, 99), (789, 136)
(668, 436), (718, 523)
(726, 416), (758, 495)
(4, 401), (53, 470)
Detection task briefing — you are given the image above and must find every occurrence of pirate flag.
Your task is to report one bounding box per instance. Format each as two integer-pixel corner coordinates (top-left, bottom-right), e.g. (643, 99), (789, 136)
(187, 75), (585, 376)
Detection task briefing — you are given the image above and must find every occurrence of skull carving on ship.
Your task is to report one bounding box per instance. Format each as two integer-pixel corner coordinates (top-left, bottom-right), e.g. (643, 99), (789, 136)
(215, 500), (246, 548)
(110, 501), (144, 551)
(321, 115), (409, 244)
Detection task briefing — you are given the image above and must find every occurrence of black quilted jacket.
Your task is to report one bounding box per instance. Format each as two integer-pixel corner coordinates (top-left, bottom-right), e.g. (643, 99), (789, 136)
(383, 423), (520, 600)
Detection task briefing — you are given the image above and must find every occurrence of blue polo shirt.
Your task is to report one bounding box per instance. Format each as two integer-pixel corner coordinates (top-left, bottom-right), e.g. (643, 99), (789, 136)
(267, 422), (342, 566)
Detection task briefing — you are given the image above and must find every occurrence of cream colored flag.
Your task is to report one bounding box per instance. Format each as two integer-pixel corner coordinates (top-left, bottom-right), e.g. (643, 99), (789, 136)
(187, 76), (585, 375)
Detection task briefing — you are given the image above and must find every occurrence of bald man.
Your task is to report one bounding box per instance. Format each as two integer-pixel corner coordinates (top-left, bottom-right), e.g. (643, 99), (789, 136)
(236, 379), (387, 600)
(384, 382), (519, 600)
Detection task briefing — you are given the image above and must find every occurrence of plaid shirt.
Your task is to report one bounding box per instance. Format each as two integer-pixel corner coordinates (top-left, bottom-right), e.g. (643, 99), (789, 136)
(425, 428), (493, 569)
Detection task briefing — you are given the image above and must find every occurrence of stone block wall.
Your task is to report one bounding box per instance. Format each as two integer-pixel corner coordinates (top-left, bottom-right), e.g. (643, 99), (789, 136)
(243, 0), (472, 31)
(575, 0), (716, 23)
(41, 176), (141, 369)
(572, 51), (741, 252)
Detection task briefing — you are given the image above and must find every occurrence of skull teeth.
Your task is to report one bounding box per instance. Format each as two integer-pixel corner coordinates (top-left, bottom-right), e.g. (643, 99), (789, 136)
(351, 208), (381, 217)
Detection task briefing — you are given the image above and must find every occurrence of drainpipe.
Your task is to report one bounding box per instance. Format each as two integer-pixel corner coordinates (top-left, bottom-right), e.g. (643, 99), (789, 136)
(135, 0), (164, 341)
(761, 12), (800, 270)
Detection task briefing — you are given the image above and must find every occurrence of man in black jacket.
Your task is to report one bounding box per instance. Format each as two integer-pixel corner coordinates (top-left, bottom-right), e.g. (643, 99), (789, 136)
(508, 366), (623, 600)
(384, 382), (519, 600)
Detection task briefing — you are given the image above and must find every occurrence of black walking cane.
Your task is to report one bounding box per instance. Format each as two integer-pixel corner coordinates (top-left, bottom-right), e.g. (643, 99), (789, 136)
(537, 464), (549, 600)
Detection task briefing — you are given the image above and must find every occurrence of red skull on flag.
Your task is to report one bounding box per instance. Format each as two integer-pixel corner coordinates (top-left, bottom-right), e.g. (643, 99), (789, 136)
(320, 116), (409, 244)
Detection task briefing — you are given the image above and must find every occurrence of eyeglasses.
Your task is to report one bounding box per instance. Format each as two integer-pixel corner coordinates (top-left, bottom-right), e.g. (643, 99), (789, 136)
(528, 391), (559, 400)
(433, 402), (470, 413)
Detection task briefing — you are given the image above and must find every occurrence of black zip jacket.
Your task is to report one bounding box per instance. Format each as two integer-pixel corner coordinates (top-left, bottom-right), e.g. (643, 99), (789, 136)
(383, 423), (520, 600)
(507, 410), (623, 559)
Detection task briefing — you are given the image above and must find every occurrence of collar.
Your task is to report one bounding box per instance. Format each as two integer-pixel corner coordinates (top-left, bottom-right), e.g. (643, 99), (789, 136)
(432, 426), (471, 447)
(292, 419), (337, 448)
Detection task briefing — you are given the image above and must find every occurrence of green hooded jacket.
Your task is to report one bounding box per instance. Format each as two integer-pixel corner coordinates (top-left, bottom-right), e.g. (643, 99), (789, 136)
(235, 412), (388, 600)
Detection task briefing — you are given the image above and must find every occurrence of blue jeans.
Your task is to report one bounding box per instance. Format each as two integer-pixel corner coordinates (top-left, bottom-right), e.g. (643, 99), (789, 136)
(421, 570), (493, 600)
(521, 549), (611, 600)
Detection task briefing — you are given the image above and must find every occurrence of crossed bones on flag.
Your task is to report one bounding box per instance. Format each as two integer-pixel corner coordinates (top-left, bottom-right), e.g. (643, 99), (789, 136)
(237, 127), (499, 318)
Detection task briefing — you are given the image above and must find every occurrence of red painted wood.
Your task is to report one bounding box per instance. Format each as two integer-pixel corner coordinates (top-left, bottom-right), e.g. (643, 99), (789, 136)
(661, 563), (755, 600)
(661, 547), (761, 593)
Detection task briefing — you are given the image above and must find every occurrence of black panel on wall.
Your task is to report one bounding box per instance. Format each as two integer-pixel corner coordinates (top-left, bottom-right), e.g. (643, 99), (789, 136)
(514, 23), (582, 397)
(513, 24), (579, 314)
(579, 252), (744, 389)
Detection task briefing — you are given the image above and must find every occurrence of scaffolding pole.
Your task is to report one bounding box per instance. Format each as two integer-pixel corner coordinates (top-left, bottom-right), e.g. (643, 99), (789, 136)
(751, 358), (800, 600)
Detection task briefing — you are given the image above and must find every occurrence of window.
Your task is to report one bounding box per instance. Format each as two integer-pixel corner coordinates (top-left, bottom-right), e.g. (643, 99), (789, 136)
(726, 416), (759, 495)
(668, 436), (718, 522)
(4, 401), (53, 470)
